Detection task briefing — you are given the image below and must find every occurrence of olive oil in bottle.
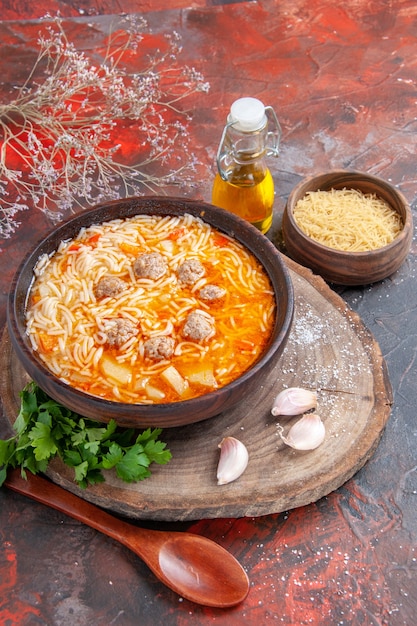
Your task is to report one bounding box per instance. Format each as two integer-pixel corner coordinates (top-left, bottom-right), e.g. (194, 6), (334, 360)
(212, 163), (275, 233)
(212, 97), (281, 234)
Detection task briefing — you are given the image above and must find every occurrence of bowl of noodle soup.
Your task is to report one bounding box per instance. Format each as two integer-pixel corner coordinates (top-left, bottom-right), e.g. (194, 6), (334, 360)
(8, 196), (294, 428)
(282, 170), (413, 285)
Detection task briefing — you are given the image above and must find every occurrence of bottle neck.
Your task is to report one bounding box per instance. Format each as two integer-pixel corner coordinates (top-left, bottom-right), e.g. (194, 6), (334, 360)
(217, 124), (269, 180)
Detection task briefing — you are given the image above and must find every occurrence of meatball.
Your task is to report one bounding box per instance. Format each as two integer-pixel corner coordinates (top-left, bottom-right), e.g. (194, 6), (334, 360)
(94, 276), (125, 299)
(177, 259), (205, 285)
(199, 284), (226, 302)
(182, 311), (215, 341)
(103, 318), (138, 347)
(143, 336), (175, 361)
(133, 252), (167, 280)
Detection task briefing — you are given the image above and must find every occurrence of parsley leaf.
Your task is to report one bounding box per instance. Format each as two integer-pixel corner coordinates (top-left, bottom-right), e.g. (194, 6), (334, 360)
(28, 421), (58, 460)
(114, 444), (151, 483)
(0, 382), (171, 488)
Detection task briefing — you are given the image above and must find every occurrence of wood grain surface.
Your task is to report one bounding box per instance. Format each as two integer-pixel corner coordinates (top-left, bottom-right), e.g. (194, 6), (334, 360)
(0, 256), (393, 521)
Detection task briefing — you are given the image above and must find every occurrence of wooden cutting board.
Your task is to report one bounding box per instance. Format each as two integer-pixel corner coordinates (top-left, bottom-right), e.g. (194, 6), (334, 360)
(0, 256), (392, 521)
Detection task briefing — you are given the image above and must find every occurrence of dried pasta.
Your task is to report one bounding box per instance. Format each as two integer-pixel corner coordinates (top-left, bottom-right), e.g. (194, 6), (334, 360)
(293, 188), (403, 252)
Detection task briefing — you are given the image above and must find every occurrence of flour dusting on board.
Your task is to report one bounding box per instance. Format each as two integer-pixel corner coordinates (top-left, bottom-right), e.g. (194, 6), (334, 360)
(275, 290), (374, 441)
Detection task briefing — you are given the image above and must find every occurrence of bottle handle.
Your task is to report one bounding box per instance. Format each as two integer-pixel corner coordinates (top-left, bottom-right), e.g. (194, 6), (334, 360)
(264, 106), (281, 157)
(216, 123), (234, 181)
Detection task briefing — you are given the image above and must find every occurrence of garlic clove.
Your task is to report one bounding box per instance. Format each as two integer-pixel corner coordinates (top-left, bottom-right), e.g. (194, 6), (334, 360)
(279, 413), (325, 451)
(217, 436), (249, 485)
(271, 387), (317, 416)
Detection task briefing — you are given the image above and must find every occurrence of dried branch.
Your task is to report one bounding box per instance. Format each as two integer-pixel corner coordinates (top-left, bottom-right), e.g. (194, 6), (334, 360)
(0, 16), (210, 238)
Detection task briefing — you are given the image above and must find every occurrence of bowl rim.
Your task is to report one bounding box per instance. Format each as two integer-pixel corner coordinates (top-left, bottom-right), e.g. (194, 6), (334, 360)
(285, 169), (413, 258)
(8, 195), (294, 425)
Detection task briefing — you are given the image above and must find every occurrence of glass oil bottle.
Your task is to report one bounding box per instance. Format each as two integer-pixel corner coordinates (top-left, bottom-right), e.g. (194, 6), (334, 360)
(212, 97), (281, 234)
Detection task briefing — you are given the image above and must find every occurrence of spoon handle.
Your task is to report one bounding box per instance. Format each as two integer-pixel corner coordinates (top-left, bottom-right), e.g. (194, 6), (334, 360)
(4, 468), (143, 543)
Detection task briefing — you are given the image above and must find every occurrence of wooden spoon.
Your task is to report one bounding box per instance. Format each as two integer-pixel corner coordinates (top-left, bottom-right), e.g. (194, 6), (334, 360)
(4, 469), (249, 608)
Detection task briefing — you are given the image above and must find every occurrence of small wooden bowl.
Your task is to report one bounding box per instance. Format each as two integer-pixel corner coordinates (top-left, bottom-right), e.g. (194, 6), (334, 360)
(7, 196), (294, 429)
(282, 170), (413, 285)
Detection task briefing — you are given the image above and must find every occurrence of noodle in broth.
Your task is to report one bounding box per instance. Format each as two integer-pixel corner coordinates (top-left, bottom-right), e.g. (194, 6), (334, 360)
(26, 213), (276, 404)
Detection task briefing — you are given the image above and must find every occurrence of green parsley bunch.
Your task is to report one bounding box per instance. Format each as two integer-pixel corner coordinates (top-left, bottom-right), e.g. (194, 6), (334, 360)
(0, 382), (171, 488)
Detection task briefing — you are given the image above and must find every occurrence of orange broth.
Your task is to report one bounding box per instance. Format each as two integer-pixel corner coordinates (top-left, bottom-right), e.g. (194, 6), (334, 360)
(26, 213), (276, 404)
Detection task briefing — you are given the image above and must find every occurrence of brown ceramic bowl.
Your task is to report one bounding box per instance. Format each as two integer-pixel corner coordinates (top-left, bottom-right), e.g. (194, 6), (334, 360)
(8, 196), (294, 428)
(282, 170), (413, 285)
